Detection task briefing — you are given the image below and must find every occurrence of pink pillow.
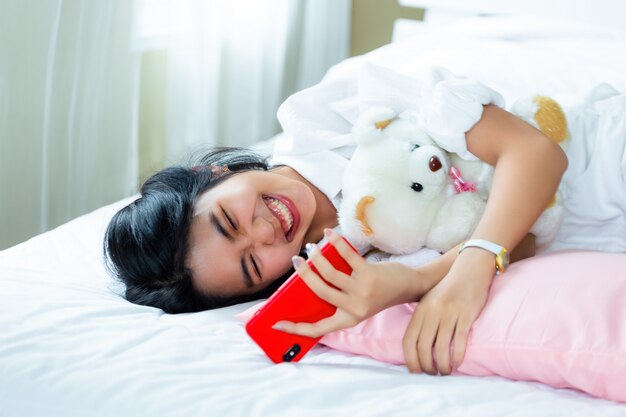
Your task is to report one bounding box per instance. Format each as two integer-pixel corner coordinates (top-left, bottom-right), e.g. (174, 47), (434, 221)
(240, 251), (626, 402)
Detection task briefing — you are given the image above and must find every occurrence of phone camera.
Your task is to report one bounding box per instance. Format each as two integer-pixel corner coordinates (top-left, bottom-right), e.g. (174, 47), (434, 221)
(282, 344), (301, 362)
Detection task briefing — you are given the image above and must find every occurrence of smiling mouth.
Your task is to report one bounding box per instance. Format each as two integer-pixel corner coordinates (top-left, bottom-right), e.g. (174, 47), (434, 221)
(263, 195), (297, 240)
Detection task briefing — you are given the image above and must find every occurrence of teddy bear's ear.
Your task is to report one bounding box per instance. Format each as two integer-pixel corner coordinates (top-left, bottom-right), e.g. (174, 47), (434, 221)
(532, 96), (569, 143)
(352, 107), (396, 143)
(510, 96), (569, 144)
(374, 119), (393, 130)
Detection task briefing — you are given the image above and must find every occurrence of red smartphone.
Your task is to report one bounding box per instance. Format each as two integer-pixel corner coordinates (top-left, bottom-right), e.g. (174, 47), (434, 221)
(245, 238), (358, 363)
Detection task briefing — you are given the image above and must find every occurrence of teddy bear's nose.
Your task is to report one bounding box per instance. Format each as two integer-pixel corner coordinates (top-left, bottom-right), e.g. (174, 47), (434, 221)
(429, 156), (442, 172)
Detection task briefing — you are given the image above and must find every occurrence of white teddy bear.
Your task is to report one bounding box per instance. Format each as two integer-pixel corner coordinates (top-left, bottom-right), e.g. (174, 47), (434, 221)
(338, 98), (568, 257)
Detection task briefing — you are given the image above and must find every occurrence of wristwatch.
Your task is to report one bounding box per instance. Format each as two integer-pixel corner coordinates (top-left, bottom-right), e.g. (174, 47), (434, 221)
(459, 239), (510, 274)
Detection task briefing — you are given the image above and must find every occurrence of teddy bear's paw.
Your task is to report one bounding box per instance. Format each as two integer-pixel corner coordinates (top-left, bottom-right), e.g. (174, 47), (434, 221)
(510, 96), (569, 144)
(388, 248), (442, 268)
(425, 193), (486, 252)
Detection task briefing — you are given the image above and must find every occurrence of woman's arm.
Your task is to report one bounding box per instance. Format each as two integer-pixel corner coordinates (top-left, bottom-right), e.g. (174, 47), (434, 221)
(466, 104), (568, 250)
(402, 105), (568, 375)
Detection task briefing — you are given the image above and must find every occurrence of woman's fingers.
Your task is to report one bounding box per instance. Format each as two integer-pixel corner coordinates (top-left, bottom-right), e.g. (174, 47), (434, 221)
(402, 307), (425, 374)
(416, 312), (439, 375)
(404, 304), (461, 375)
(301, 228), (364, 293)
(323, 228), (365, 270)
(452, 315), (472, 372)
(305, 244), (355, 292)
(434, 314), (458, 375)
(273, 310), (353, 338)
(293, 256), (347, 306)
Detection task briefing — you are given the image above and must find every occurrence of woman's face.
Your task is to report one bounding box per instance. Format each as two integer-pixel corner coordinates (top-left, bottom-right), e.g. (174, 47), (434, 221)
(187, 168), (317, 298)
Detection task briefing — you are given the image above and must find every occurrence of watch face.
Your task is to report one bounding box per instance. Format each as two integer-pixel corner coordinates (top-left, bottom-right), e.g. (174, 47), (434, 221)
(496, 249), (510, 274)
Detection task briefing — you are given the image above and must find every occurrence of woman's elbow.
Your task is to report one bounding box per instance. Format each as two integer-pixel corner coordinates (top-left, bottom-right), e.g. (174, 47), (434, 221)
(538, 133), (569, 179)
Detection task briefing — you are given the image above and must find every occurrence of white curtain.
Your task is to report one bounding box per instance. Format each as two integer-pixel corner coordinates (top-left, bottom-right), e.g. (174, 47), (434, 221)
(137, 0), (351, 162)
(0, 0), (350, 250)
(0, 0), (139, 250)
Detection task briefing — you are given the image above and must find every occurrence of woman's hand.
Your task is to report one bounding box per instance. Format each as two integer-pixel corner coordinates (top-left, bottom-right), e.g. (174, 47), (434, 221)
(273, 229), (429, 338)
(402, 248), (496, 376)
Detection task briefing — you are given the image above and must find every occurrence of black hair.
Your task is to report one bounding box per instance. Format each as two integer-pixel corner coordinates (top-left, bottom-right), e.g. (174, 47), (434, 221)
(103, 147), (293, 313)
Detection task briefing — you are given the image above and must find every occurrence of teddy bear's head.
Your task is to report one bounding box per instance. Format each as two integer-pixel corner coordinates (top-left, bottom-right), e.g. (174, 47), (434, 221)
(339, 107), (475, 254)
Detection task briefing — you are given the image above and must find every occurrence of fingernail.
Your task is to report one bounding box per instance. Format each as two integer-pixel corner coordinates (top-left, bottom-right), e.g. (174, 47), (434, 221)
(272, 322), (284, 331)
(305, 242), (315, 254)
(323, 228), (335, 238)
(292, 256), (304, 268)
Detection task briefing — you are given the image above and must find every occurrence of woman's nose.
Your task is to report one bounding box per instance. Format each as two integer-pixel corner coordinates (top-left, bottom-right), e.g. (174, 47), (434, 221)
(250, 216), (276, 246)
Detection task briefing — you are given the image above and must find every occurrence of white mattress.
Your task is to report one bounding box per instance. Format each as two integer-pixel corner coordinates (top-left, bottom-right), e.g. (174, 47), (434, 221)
(2, 16), (626, 417)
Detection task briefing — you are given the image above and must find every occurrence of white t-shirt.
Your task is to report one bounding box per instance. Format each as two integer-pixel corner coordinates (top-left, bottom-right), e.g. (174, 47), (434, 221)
(271, 63), (626, 254)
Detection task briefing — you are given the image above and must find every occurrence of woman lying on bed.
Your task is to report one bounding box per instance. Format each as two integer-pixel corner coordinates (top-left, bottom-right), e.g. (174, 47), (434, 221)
(105, 66), (621, 376)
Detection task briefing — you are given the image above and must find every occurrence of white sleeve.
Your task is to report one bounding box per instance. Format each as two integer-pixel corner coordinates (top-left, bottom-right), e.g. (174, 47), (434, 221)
(272, 76), (358, 202)
(419, 67), (506, 160)
(275, 78), (356, 156)
(271, 64), (506, 199)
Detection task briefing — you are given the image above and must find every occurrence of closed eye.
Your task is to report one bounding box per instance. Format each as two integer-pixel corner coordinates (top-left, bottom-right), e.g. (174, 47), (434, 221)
(250, 254), (262, 281)
(410, 144), (420, 152)
(210, 212), (233, 241)
(222, 208), (237, 231)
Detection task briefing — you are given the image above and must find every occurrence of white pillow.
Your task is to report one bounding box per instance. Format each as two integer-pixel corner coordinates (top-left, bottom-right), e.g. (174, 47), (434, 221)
(323, 15), (626, 107)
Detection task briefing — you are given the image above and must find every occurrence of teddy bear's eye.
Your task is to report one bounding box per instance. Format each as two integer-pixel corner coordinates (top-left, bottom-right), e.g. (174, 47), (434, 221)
(411, 182), (423, 192)
(410, 144), (420, 152)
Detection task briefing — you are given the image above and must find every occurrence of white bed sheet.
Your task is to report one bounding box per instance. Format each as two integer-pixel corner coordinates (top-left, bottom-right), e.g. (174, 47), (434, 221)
(2, 16), (626, 417)
(2, 199), (626, 417)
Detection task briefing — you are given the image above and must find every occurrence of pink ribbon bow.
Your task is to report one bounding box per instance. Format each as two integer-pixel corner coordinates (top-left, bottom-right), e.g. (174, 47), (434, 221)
(449, 166), (477, 193)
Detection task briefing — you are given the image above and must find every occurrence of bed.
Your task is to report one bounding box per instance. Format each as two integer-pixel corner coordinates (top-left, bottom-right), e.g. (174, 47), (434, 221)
(2, 6), (626, 417)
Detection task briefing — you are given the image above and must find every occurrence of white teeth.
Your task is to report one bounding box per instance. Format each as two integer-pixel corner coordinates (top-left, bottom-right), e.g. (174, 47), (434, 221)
(263, 196), (294, 234)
